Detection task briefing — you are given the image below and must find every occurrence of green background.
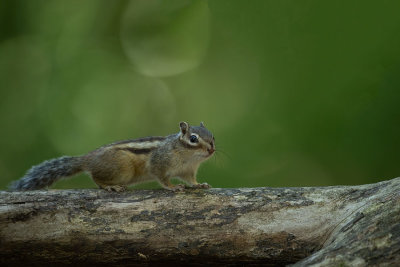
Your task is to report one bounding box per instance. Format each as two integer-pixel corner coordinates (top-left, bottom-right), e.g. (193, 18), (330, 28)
(1, 0), (400, 190)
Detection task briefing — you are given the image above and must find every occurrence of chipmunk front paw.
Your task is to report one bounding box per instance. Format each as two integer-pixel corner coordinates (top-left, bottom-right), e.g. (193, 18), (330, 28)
(189, 182), (211, 189)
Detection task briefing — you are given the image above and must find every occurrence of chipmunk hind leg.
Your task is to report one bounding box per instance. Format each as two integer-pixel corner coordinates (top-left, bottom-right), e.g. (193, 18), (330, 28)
(85, 149), (137, 191)
(98, 184), (127, 192)
(91, 170), (128, 192)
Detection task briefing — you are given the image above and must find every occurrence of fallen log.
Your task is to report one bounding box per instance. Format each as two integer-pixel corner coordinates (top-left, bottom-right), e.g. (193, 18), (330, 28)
(1, 177), (399, 266)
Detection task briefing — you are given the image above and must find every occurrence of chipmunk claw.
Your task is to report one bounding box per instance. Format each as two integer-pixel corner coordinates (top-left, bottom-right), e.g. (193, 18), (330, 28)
(190, 182), (211, 189)
(171, 184), (185, 192)
(102, 185), (127, 192)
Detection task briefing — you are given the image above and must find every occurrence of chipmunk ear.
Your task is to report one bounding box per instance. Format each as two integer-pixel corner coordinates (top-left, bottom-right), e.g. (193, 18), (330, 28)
(200, 121), (205, 127)
(179, 121), (189, 134)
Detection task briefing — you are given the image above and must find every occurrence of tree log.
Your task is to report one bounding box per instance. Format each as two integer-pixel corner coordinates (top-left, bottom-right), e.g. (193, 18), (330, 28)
(1, 178), (399, 266)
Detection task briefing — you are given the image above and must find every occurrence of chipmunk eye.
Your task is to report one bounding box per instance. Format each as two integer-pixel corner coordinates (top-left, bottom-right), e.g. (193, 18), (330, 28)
(189, 135), (198, 143)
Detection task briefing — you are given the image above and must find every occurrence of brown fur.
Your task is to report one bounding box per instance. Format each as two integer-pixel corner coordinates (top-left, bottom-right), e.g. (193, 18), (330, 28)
(80, 122), (215, 191)
(11, 122), (214, 192)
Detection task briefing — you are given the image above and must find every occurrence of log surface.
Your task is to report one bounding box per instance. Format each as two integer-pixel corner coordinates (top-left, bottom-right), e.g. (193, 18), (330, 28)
(1, 178), (399, 266)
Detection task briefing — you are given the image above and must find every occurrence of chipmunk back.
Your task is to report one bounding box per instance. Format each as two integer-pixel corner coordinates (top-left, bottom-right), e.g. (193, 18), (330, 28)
(10, 122), (215, 192)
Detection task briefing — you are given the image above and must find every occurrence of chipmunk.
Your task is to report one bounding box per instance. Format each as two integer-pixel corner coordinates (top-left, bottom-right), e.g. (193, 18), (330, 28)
(10, 122), (215, 192)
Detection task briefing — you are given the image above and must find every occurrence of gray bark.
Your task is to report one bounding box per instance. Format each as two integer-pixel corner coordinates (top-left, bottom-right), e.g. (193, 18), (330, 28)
(1, 178), (399, 266)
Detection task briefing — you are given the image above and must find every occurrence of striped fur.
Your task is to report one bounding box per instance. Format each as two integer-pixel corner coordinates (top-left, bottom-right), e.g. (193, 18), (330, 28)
(110, 136), (166, 146)
(10, 122), (215, 191)
(118, 147), (153, 154)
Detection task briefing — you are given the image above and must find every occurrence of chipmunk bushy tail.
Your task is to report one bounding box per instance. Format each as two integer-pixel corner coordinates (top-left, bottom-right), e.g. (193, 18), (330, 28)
(9, 156), (83, 190)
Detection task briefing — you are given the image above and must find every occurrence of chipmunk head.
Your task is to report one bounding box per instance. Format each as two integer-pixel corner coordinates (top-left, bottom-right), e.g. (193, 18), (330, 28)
(179, 121), (215, 158)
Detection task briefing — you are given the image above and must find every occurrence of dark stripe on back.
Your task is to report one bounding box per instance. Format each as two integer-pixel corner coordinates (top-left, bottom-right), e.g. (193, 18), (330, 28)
(110, 136), (166, 146)
(119, 147), (153, 155)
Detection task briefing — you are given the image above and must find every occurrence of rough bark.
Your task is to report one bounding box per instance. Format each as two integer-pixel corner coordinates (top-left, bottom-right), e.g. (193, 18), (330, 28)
(0, 178), (399, 266)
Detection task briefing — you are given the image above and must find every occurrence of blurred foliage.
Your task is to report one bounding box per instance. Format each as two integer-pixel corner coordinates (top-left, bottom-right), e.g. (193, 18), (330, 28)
(1, 0), (400, 190)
